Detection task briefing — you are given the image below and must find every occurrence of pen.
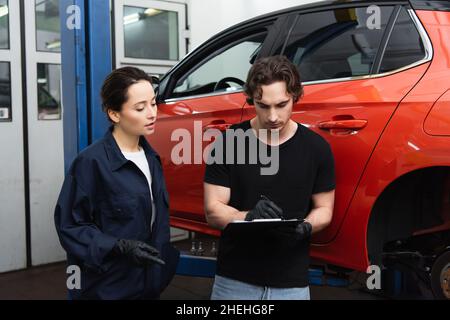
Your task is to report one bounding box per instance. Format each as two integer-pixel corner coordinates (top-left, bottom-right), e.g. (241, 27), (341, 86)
(260, 195), (284, 220)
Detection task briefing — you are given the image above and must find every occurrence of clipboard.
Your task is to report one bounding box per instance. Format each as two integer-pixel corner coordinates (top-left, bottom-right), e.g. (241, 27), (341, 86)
(224, 218), (304, 235)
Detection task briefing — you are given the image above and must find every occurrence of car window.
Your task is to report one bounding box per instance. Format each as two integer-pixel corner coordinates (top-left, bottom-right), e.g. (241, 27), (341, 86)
(379, 7), (426, 73)
(283, 6), (394, 82)
(170, 32), (267, 99)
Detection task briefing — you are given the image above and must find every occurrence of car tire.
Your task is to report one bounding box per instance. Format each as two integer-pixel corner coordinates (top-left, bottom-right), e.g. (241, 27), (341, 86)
(431, 250), (450, 300)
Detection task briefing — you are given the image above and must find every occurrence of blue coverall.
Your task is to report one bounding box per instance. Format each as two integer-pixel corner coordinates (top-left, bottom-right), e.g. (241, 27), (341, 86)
(54, 127), (179, 299)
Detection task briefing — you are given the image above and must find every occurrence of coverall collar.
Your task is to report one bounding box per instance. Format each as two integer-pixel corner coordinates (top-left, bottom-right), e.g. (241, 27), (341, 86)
(103, 126), (158, 171)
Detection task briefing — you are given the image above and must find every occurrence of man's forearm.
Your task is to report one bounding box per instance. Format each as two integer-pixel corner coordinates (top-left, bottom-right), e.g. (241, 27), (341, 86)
(305, 207), (333, 234)
(205, 201), (248, 230)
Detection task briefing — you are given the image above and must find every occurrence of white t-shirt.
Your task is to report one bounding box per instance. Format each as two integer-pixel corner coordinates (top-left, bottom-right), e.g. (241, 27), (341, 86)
(122, 147), (156, 229)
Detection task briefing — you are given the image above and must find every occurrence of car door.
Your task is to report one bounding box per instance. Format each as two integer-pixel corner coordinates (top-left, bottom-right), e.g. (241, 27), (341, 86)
(241, 4), (432, 243)
(150, 16), (290, 228)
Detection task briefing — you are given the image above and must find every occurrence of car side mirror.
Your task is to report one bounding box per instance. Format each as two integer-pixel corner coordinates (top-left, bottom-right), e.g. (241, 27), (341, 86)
(151, 75), (160, 99)
(151, 75), (160, 85)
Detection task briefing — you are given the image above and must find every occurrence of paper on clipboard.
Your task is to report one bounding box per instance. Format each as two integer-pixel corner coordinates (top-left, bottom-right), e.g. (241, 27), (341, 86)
(224, 218), (304, 234)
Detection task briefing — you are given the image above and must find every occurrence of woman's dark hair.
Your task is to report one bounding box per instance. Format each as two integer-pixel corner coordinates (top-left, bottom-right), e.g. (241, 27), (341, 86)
(100, 66), (153, 122)
(244, 55), (303, 105)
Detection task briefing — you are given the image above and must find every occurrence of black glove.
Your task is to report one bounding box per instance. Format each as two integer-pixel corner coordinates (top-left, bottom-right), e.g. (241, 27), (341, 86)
(113, 239), (165, 267)
(273, 221), (313, 242)
(245, 199), (283, 221)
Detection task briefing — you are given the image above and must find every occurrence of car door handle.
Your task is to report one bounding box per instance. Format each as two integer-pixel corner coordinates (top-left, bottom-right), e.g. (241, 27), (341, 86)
(318, 119), (368, 131)
(203, 120), (232, 132)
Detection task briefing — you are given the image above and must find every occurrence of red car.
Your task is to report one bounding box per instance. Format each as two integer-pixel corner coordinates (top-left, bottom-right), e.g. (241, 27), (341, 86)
(150, 0), (450, 298)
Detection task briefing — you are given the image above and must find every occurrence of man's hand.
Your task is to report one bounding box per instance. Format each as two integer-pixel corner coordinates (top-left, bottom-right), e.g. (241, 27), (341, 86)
(245, 199), (283, 221)
(291, 221), (313, 241)
(272, 221), (313, 242)
(113, 239), (165, 266)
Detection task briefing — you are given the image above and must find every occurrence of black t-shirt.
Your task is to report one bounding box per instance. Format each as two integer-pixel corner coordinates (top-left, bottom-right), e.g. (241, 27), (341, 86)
(204, 120), (335, 287)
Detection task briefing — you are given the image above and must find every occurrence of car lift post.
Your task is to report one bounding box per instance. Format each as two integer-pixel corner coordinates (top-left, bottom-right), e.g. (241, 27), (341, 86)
(60, 0), (112, 169)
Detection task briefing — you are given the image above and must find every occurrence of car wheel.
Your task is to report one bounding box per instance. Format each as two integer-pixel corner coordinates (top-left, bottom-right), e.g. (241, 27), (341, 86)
(431, 250), (450, 300)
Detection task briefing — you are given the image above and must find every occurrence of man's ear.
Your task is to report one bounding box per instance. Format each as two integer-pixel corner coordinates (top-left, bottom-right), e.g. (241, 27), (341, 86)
(107, 108), (120, 124)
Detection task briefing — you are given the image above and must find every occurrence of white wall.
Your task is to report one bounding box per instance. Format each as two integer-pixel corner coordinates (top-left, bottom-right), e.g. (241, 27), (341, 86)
(186, 0), (324, 51)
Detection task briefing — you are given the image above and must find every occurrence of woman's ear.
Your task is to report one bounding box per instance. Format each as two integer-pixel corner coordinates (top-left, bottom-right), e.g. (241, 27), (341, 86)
(107, 108), (120, 124)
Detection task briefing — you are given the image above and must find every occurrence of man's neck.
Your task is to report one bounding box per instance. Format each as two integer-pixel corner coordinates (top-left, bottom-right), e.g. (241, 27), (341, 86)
(112, 126), (141, 152)
(250, 118), (298, 146)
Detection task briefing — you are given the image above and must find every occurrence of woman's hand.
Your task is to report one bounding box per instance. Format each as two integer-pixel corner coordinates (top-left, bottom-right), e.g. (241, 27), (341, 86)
(113, 239), (165, 266)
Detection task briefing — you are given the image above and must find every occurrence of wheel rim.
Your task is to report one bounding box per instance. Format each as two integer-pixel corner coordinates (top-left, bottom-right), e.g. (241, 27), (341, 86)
(441, 263), (450, 299)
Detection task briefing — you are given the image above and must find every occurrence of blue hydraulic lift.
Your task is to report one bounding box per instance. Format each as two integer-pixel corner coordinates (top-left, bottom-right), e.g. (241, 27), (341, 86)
(59, 0), (349, 288)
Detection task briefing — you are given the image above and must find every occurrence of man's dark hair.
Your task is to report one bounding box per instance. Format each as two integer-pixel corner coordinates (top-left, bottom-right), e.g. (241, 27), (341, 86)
(100, 66), (153, 122)
(244, 55), (303, 105)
